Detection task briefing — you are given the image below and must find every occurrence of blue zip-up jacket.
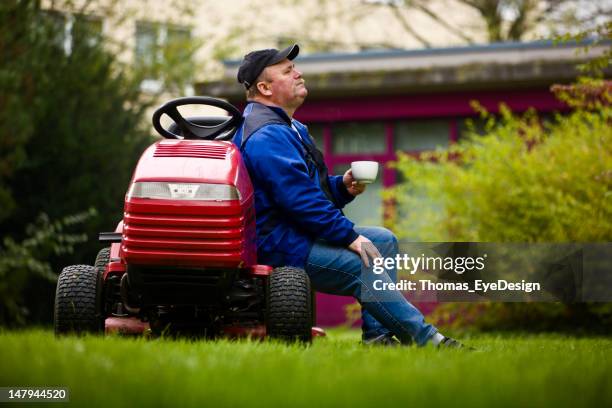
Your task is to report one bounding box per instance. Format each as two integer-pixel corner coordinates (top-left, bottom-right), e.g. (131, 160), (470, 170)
(233, 102), (358, 268)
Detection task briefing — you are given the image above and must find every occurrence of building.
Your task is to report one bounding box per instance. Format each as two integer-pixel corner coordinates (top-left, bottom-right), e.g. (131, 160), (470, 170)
(42, 0), (488, 96)
(198, 40), (609, 325)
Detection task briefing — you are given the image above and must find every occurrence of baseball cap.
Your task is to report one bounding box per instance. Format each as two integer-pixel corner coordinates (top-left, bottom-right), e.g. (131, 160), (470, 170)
(237, 44), (300, 89)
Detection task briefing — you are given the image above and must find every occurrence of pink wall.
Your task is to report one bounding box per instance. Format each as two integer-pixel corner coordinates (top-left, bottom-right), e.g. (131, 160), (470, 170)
(315, 293), (440, 327)
(294, 88), (565, 122)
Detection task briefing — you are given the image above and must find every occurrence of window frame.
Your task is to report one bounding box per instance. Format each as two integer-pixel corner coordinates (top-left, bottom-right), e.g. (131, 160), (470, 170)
(309, 118), (458, 188)
(134, 20), (194, 92)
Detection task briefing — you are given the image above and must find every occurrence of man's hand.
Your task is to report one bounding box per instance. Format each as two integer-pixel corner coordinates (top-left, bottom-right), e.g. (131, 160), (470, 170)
(348, 235), (382, 267)
(343, 169), (366, 196)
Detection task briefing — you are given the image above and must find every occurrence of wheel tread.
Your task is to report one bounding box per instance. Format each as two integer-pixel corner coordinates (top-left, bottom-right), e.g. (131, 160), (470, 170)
(54, 264), (102, 335)
(267, 266), (312, 342)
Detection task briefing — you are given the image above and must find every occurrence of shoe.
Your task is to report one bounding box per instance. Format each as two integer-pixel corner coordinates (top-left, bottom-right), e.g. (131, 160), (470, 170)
(363, 333), (402, 347)
(437, 336), (474, 350)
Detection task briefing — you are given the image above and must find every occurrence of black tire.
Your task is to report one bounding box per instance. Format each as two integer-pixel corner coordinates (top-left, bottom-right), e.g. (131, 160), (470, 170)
(54, 264), (103, 335)
(267, 266), (312, 343)
(94, 247), (110, 276)
(311, 287), (317, 327)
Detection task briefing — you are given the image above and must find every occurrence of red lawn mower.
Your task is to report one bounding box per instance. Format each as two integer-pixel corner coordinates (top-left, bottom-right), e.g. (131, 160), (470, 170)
(54, 97), (320, 342)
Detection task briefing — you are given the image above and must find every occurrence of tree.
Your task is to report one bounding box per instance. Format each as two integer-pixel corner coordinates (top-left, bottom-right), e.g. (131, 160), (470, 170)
(0, 0), (153, 324)
(326, 1), (612, 49)
(454, 0), (612, 41)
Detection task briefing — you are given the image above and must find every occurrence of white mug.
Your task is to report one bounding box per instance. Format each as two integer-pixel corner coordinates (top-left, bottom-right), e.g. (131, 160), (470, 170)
(351, 161), (379, 184)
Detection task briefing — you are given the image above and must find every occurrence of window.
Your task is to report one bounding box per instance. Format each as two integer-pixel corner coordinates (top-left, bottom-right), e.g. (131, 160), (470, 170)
(165, 26), (191, 63)
(296, 118), (462, 228)
(307, 124), (324, 150)
(135, 22), (193, 70)
(394, 120), (451, 239)
(332, 122), (386, 154)
(41, 10), (67, 50)
(72, 14), (103, 47)
(135, 22), (158, 70)
(395, 120), (449, 151)
(135, 22), (194, 92)
(334, 163), (383, 227)
(41, 11), (102, 54)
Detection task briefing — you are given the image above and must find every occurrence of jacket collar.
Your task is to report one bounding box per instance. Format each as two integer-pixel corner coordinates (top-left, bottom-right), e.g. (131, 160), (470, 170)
(246, 101), (292, 125)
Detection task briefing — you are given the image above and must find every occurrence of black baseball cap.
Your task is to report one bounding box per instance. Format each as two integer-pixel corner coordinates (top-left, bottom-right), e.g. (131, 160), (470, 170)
(237, 44), (300, 89)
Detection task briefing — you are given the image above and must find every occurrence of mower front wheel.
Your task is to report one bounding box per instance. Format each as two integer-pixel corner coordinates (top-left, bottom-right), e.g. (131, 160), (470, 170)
(54, 264), (104, 335)
(267, 266), (313, 343)
(94, 247), (110, 275)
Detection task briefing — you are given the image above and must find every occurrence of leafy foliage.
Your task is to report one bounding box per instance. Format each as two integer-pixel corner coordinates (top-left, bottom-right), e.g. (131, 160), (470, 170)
(0, 0), (152, 246)
(0, 209), (95, 326)
(385, 43), (612, 331)
(0, 0), (153, 324)
(386, 100), (612, 243)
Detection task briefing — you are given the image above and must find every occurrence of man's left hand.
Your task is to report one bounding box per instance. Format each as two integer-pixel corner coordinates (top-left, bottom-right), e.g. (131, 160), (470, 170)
(343, 169), (366, 196)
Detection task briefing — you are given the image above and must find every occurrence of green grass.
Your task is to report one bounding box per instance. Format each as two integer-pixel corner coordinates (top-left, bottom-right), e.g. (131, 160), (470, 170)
(0, 329), (610, 407)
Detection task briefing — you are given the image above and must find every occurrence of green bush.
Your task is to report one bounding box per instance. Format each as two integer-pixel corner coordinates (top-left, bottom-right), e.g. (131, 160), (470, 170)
(387, 100), (611, 242)
(0, 209), (95, 326)
(0, 1), (153, 325)
(0, 0), (152, 238)
(386, 82), (612, 331)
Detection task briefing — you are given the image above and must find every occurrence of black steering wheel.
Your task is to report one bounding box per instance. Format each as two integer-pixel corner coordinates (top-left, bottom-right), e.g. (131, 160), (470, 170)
(152, 96), (243, 140)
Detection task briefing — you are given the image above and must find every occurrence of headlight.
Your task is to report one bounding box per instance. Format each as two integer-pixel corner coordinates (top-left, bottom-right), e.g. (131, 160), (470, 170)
(127, 182), (241, 201)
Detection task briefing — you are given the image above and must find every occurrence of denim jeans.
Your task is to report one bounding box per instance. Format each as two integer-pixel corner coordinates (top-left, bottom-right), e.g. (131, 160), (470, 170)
(305, 226), (437, 346)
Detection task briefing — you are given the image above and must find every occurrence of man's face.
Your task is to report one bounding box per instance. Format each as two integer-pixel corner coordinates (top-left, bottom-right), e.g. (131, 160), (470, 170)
(259, 58), (308, 110)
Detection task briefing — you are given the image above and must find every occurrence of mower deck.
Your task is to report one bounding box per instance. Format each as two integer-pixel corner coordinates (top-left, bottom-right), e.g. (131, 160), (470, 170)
(104, 316), (326, 339)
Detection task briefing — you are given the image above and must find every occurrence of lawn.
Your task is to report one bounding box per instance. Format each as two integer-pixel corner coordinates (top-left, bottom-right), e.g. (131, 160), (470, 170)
(0, 329), (610, 407)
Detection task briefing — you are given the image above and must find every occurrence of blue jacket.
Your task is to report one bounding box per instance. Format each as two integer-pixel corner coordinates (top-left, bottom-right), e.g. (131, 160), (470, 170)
(233, 102), (358, 268)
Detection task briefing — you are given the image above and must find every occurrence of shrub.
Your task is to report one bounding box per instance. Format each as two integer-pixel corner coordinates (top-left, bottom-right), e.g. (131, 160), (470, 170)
(0, 210), (95, 326)
(385, 82), (611, 332)
(387, 99), (611, 242)
(0, 1), (152, 325)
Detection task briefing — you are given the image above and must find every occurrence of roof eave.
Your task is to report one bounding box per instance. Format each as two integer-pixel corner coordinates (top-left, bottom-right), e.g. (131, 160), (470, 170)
(196, 59), (609, 103)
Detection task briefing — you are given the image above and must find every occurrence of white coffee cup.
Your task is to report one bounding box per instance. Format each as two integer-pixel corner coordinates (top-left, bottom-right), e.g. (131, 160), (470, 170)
(351, 161), (379, 184)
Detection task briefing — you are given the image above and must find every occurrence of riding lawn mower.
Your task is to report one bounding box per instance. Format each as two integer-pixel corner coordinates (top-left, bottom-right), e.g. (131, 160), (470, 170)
(54, 97), (321, 342)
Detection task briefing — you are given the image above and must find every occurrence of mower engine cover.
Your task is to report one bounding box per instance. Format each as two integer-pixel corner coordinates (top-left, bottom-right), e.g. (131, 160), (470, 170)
(121, 139), (257, 268)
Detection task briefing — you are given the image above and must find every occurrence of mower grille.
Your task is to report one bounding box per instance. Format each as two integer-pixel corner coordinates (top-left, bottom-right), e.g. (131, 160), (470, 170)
(122, 200), (256, 268)
(154, 142), (227, 159)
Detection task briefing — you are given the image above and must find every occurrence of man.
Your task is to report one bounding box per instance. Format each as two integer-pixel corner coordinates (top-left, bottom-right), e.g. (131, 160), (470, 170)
(233, 44), (465, 348)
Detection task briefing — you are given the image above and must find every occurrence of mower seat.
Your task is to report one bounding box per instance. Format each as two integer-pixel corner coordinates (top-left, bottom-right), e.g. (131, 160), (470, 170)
(167, 116), (240, 140)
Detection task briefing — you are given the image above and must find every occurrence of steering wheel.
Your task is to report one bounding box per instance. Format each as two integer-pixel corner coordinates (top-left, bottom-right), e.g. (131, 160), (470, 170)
(152, 96), (242, 140)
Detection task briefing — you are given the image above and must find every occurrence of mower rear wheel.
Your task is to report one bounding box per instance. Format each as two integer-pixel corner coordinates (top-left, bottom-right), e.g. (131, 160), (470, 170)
(267, 266), (312, 343)
(94, 247), (110, 276)
(54, 264), (103, 335)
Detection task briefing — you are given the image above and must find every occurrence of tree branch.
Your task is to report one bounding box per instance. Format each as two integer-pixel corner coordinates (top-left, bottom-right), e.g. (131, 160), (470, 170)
(388, 3), (432, 48)
(412, 1), (477, 44)
(456, 0), (482, 9)
(456, 0), (503, 42)
(507, 0), (536, 41)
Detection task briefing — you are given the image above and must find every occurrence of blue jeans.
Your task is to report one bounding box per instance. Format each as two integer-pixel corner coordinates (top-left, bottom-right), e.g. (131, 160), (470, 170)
(305, 226), (437, 346)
